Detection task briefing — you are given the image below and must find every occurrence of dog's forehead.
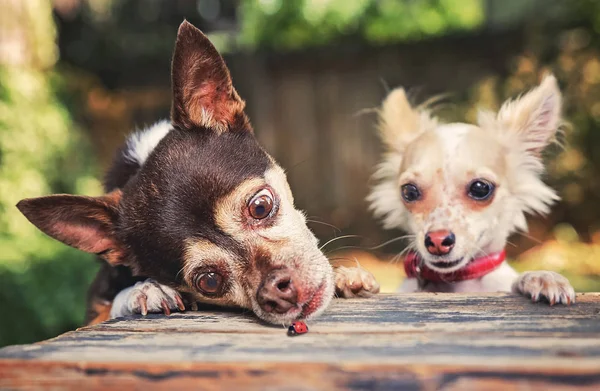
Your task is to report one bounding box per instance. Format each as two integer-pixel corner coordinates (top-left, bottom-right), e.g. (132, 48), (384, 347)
(140, 129), (273, 196)
(444, 124), (507, 178)
(401, 124), (473, 174)
(401, 130), (444, 173)
(435, 123), (477, 154)
(401, 123), (506, 184)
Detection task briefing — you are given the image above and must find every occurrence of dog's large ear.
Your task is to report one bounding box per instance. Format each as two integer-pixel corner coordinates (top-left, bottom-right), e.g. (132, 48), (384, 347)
(171, 20), (248, 133)
(378, 88), (438, 153)
(16, 191), (126, 265)
(494, 75), (562, 154)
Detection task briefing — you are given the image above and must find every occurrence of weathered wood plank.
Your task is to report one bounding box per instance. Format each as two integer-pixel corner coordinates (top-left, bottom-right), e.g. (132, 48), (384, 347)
(78, 292), (600, 335)
(2, 360), (600, 391)
(2, 328), (600, 365)
(1, 293), (599, 390)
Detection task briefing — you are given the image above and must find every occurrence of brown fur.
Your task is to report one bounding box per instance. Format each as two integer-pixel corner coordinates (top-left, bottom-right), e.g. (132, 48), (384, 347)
(17, 190), (126, 266)
(17, 21), (361, 325)
(88, 300), (113, 325)
(172, 21), (250, 133)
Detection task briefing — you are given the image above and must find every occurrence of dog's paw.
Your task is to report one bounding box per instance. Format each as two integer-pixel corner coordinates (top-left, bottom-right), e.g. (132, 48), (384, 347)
(110, 279), (186, 318)
(334, 266), (380, 298)
(513, 271), (575, 305)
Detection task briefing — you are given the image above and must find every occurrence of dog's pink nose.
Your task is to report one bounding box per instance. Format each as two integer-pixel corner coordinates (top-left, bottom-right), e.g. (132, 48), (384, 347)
(425, 230), (455, 256)
(257, 268), (298, 314)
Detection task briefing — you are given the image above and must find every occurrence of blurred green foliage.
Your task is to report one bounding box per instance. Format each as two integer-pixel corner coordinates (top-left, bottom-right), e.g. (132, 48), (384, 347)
(0, 68), (100, 345)
(0, 251), (98, 346)
(239, 0), (484, 50)
(0, 0), (100, 347)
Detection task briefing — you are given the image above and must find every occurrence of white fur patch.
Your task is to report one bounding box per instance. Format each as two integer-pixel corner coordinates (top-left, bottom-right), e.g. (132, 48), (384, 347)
(435, 123), (471, 158)
(124, 120), (172, 166)
(109, 279), (182, 318)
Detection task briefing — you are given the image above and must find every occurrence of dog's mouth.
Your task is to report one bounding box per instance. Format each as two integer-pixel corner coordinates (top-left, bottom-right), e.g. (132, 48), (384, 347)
(422, 255), (471, 274)
(428, 258), (464, 269)
(299, 280), (329, 318)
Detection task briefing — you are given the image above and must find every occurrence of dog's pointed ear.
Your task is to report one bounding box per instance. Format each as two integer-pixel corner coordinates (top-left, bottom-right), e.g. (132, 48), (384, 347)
(171, 20), (249, 133)
(378, 88), (437, 153)
(16, 190), (126, 265)
(495, 74), (562, 154)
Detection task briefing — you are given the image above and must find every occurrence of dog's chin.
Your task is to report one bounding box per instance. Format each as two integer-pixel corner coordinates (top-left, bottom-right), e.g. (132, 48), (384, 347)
(423, 255), (471, 274)
(252, 276), (334, 325)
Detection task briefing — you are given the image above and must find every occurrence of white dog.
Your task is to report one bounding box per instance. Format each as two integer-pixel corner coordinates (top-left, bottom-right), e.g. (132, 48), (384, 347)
(368, 75), (575, 305)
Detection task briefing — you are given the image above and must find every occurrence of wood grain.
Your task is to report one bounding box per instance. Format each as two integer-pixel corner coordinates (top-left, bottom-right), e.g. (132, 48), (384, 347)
(1, 293), (600, 390)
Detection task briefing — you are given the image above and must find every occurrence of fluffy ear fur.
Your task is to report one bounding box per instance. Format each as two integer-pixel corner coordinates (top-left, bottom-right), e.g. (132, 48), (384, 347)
(377, 88), (438, 153)
(479, 75), (563, 230)
(16, 191), (126, 265)
(490, 74), (562, 155)
(171, 20), (249, 133)
(367, 88), (437, 230)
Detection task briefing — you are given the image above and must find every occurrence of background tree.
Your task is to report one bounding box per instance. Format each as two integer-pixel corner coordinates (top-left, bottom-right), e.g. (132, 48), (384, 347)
(0, 0), (99, 346)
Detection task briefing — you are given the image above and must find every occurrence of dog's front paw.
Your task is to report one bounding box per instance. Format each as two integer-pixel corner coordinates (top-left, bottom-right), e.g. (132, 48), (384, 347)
(110, 279), (186, 318)
(334, 266), (380, 298)
(513, 271), (575, 305)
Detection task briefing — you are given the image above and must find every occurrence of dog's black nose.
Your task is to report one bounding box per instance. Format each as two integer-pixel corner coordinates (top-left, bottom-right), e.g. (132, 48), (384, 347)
(257, 268), (298, 314)
(425, 230), (455, 256)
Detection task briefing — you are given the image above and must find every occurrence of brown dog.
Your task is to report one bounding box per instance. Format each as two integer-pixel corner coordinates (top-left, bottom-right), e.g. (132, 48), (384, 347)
(17, 21), (379, 326)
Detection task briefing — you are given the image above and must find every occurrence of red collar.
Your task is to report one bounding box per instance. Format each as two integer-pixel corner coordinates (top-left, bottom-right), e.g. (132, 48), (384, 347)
(404, 250), (506, 283)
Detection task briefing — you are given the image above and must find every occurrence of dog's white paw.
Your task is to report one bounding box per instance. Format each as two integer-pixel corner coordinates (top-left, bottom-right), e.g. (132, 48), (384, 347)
(110, 279), (186, 318)
(513, 271), (575, 305)
(334, 266), (380, 298)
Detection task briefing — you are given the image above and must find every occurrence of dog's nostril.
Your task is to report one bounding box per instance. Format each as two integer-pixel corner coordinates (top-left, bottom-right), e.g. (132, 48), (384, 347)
(424, 235), (434, 248)
(277, 279), (291, 292)
(442, 233), (455, 247)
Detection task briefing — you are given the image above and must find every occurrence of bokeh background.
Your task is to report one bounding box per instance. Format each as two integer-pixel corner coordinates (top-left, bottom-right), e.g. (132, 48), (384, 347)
(1, 0), (599, 347)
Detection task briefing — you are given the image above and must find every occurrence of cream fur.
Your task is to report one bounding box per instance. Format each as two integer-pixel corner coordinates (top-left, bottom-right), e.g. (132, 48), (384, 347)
(368, 75), (575, 304)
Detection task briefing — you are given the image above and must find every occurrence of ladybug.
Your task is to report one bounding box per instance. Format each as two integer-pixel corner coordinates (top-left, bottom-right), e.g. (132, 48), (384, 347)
(287, 321), (309, 336)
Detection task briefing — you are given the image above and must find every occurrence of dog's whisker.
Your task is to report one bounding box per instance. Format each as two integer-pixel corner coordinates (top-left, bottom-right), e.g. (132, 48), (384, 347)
(367, 235), (416, 250)
(388, 243), (416, 265)
(324, 245), (364, 255)
(471, 243), (489, 258)
(306, 219), (342, 234)
(175, 266), (185, 280)
(513, 230), (543, 244)
(319, 235), (362, 251)
(324, 235), (416, 255)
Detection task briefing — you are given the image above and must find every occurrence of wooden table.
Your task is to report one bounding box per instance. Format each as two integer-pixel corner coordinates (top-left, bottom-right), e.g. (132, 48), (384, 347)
(1, 293), (600, 390)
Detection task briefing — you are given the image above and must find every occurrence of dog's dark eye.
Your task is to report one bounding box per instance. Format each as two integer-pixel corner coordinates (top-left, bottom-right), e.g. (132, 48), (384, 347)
(468, 180), (495, 200)
(195, 272), (223, 295)
(248, 190), (274, 219)
(401, 184), (421, 202)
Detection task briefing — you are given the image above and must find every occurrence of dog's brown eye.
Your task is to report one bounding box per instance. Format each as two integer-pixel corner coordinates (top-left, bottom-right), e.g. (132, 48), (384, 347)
(401, 184), (421, 202)
(248, 190), (274, 219)
(468, 180), (495, 200)
(195, 272), (223, 295)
